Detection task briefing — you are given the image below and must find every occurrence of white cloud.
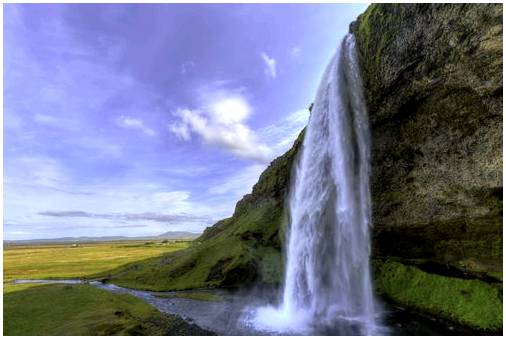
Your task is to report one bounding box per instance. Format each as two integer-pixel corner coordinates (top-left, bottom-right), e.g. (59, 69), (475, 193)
(152, 190), (190, 204)
(290, 46), (301, 58)
(34, 113), (59, 126)
(70, 136), (123, 159)
(169, 87), (272, 163)
(116, 116), (157, 136)
(260, 52), (277, 79)
(208, 96), (251, 124)
(169, 122), (191, 141)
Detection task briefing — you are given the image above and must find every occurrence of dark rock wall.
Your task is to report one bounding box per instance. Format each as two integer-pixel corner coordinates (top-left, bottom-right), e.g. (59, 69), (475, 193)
(352, 3), (503, 279)
(348, 3), (503, 330)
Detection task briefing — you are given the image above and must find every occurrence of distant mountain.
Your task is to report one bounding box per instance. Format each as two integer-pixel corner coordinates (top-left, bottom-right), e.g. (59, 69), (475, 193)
(156, 231), (200, 239)
(4, 231), (200, 245)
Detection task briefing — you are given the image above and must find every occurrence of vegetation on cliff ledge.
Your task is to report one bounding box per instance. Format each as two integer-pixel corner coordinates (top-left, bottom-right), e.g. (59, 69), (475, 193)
(375, 260), (503, 331)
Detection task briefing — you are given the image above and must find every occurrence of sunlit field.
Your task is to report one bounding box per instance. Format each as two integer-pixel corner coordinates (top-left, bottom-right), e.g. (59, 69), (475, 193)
(3, 240), (201, 336)
(4, 240), (191, 281)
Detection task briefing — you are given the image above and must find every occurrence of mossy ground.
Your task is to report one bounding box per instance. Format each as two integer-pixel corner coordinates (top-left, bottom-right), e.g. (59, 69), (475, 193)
(374, 260), (503, 331)
(3, 283), (205, 335)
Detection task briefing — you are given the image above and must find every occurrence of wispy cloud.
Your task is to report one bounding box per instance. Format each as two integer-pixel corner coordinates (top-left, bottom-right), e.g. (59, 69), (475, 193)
(181, 61), (195, 75)
(39, 210), (91, 217)
(208, 164), (265, 196)
(33, 113), (60, 126)
(116, 116), (157, 136)
(169, 85), (272, 163)
(10, 156), (68, 190)
(290, 46), (301, 58)
(125, 212), (211, 223)
(38, 210), (212, 224)
(259, 108), (309, 154)
(260, 52), (277, 78)
(69, 136), (123, 159)
(169, 122), (191, 141)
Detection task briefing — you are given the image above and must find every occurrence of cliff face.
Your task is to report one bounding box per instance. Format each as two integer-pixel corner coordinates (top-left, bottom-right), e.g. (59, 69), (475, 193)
(110, 3), (502, 332)
(351, 3), (502, 330)
(352, 3), (502, 279)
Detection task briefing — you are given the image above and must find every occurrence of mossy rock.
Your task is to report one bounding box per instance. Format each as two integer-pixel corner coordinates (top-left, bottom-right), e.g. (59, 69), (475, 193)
(374, 260), (503, 331)
(353, 4), (503, 330)
(352, 2), (503, 278)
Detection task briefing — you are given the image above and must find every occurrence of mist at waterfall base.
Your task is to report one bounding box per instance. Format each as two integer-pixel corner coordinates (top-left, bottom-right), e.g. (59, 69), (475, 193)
(243, 34), (382, 335)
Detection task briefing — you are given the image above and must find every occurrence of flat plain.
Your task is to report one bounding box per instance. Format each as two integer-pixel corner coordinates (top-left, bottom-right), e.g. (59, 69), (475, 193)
(4, 240), (190, 281)
(3, 240), (203, 336)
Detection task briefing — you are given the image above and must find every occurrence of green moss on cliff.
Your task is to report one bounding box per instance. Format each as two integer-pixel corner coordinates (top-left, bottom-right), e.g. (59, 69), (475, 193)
(375, 260), (503, 330)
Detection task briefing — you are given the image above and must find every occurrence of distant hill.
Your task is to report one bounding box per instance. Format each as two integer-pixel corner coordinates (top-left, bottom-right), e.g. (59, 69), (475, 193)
(4, 231), (200, 245)
(156, 231), (200, 239)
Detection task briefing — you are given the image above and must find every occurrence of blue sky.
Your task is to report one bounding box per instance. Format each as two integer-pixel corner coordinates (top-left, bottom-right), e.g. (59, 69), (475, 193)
(4, 3), (368, 240)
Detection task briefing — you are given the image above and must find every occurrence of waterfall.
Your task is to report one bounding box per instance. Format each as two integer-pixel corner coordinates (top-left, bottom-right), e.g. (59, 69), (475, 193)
(249, 34), (378, 335)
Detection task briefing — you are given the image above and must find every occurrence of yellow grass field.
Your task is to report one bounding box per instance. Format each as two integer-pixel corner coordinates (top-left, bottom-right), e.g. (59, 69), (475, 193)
(4, 240), (191, 281)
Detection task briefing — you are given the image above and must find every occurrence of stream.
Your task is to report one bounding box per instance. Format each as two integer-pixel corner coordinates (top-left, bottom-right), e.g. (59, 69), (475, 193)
(11, 279), (482, 335)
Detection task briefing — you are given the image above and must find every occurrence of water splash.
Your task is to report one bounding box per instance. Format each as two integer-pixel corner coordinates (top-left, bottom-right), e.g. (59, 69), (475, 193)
(249, 34), (379, 335)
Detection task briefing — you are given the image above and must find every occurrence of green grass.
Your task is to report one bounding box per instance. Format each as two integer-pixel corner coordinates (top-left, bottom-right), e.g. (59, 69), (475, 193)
(3, 283), (195, 335)
(375, 260), (503, 330)
(4, 241), (190, 282)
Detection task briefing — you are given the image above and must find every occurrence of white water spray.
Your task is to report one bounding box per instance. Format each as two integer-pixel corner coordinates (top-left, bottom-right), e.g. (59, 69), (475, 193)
(249, 34), (378, 335)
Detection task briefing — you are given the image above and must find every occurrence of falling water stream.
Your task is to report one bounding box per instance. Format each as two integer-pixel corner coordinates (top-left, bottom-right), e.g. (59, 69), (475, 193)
(249, 34), (379, 335)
